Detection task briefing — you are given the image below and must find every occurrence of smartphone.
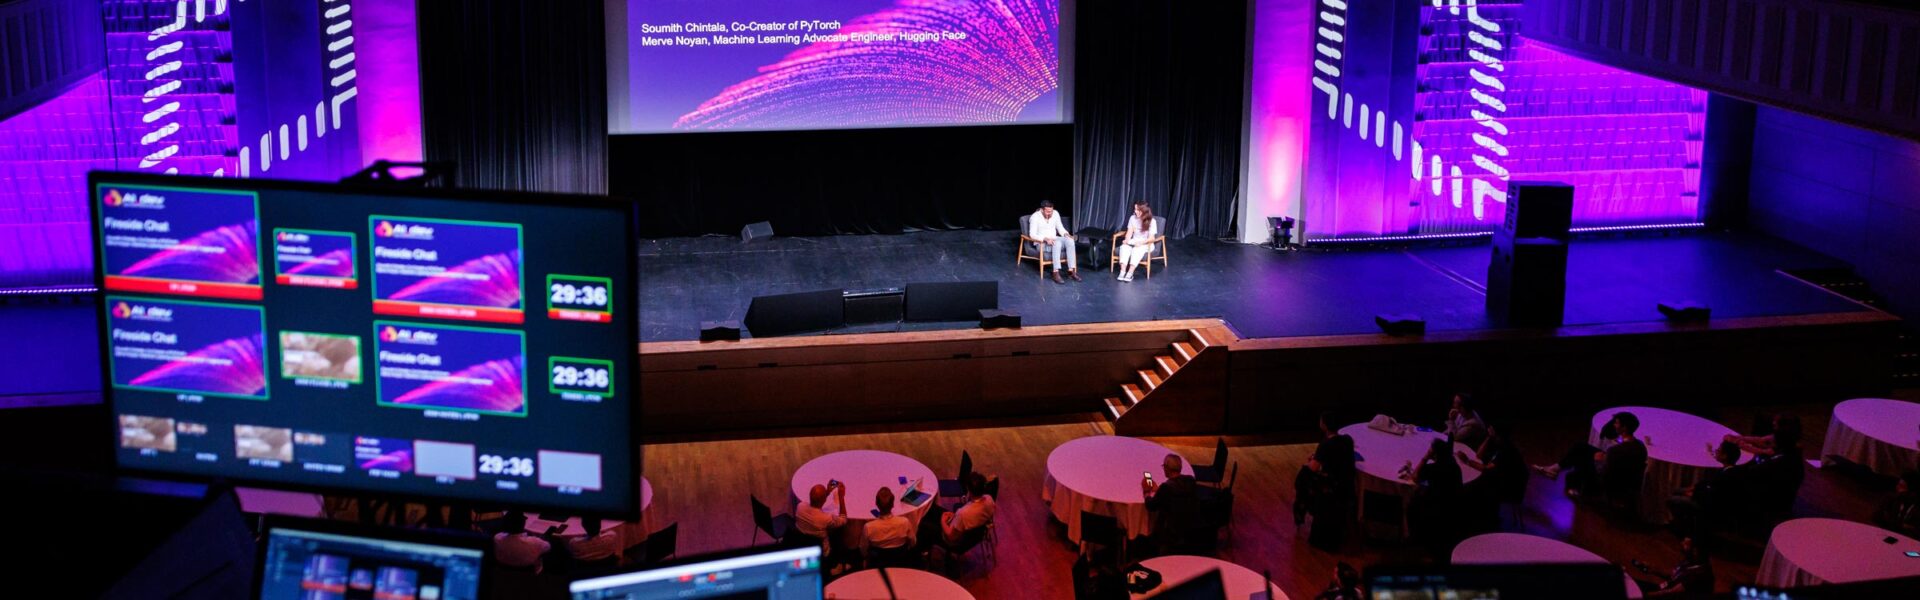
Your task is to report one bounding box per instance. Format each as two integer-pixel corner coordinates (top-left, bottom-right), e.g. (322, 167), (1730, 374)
(1143, 471), (1154, 483)
(1906, 551), (1919, 558)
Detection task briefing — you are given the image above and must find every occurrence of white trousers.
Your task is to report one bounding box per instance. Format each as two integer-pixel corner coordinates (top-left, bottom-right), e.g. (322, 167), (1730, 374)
(1043, 238), (1076, 271)
(1118, 243), (1154, 267)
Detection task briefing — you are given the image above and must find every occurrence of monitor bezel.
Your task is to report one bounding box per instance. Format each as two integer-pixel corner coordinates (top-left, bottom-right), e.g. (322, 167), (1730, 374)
(253, 514), (493, 600)
(90, 170), (644, 520)
(567, 544), (825, 597)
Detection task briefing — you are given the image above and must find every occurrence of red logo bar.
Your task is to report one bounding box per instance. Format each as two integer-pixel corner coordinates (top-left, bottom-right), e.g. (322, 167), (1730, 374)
(548, 308), (612, 323)
(276, 274), (358, 289)
(104, 275), (263, 300)
(373, 300), (524, 324)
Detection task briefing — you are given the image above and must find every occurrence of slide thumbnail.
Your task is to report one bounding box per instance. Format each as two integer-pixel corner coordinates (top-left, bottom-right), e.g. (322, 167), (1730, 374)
(375, 322), (527, 417)
(107, 297), (268, 400)
(355, 436), (415, 475)
(370, 217), (523, 324)
(301, 554), (350, 597)
(273, 229), (358, 289)
(118, 414), (176, 452)
(235, 424), (294, 462)
(98, 185), (263, 300)
(538, 450), (604, 492)
(414, 440), (477, 481)
(280, 331), (362, 384)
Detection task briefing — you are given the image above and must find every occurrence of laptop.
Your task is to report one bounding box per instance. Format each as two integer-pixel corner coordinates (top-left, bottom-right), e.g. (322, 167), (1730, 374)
(569, 545), (823, 600)
(255, 515), (488, 600)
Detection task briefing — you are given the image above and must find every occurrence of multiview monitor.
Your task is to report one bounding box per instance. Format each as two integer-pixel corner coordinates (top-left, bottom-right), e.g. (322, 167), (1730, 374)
(93, 172), (639, 517)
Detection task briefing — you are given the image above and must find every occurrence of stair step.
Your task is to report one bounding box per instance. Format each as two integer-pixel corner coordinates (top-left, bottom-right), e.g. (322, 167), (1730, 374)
(1103, 397), (1129, 420)
(1137, 368), (1162, 391)
(1154, 355), (1180, 379)
(1188, 329), (1213, 349)
(1122, 383), (1146, 405)
(1171, 342), (1197, 365)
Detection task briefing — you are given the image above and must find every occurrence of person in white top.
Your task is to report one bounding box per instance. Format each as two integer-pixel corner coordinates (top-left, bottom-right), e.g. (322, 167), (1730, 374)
(564, 518), (622, 564)
(940, 473), (997, 545)
(863, 487), (915, 550)
(1028, 200), (1080, 284)
(794, 481), (849, 552)
(493, 512), (552, 572)
(1116, 202), (1158, 282)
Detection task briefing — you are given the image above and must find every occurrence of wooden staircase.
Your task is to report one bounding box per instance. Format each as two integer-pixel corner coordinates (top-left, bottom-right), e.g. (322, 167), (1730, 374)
(1102, 328), (1221, 426)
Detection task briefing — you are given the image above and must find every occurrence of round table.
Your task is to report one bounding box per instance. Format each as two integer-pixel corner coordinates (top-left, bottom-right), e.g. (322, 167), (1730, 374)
(1044, 436), (1193, 543)
(1131, 556), (1287, 599)
(527, 477), (657, 556)
(791, 450), (940, 550)
(1822, 398), (1920, 478)
(1588, 407), (1747, 524)
(1341, 423), (1479, 537)
(825, 568), (974, 600)
(1453, 533), (1643, 598)
(1756, 518), (1920, 587)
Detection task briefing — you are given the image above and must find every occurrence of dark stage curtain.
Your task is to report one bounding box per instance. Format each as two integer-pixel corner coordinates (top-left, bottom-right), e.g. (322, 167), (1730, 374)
(611, 125), (1073, 239)
(416, 0), (607, 194)
(1073, 0), (1247, 239)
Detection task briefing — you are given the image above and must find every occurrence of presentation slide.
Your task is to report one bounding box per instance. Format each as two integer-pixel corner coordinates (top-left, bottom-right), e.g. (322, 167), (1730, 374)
(96, 174), (638, 516)
(611, 0), (1068, 134)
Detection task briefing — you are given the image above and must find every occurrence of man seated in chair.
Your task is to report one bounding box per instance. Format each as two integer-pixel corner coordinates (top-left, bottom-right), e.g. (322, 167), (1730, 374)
(864, 487), (915, 551)
(1142, 453), (1202, 554)
(795, 482), (848, 558)
(940, 473), (997, 546)
(1029, 200), (1081, 283)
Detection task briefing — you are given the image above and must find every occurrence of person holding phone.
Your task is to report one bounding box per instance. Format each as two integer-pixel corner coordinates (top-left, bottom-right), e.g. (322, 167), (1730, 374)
(1143, 453), (1201, 553)
(795, 481), (849, 557)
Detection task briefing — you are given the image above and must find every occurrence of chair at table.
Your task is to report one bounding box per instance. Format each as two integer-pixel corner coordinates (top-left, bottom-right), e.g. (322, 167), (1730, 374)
(929, 523), (993, 574)
(866, 542), (922, 569)
(749, 495), (795, 546)
(938, 450), (973, 505)
(1079, 510), (1127, 564)
(1016, 214), (1073, 278)
(1108, 215), (1169, 277)
(1191, 439), (1230, 487)
(1198, 462), (1238, 547)
(638, 523), (678, 565)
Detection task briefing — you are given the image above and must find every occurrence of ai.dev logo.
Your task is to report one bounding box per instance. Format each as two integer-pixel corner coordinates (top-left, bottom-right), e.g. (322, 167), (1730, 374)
(112, 302), (132, 319)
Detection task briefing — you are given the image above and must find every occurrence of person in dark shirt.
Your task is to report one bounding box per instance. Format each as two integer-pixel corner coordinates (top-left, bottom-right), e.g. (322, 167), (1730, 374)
(1637, 535), (1714, 597)
(1874, 471), (1920, 538)
(1295, 411), (1357, 550)
(1410, 437), (1465, 555)
(1728, 418), (1805, 524)
(1314, 562), (1364, 600)
(1143, 453), (1201, 554)
(1457, 420), (1525, 533)
(1667, 440), (1743, 537)
(1536, 411), (1648, 501)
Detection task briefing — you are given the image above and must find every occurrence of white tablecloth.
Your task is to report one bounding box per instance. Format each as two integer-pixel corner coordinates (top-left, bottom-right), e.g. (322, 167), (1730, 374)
(791, 450), (939, 549)
(1044, 436), (1192, 543)
(825, 568), (975, 600)
(1341, 423), (1479, 535)
(527, 477), (656, 554)
(1587, 407), (1746, 524)
(1132, 555), (1288, 600)
(1822, 398), (1920, 478)
(1453, 533), (1643, 598)
(1757, 518), (1920, 588)
(236, 487), (325, 517)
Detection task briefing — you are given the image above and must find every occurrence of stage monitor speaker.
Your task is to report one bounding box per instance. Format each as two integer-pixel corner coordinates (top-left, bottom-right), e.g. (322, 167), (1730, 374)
(1374, 313), (1425, 336)
(1503, 182), (1574, 243)
(980, 309), (1022, 329)
(1487, 232), (1567, 327)
(1657, 301), (1712, 323)
(741, 221), (774, 243)
(904, 281), (999, 322)
(744, 289), (844, 337)
(699, 320), (741, 342)
(844, 288), (905, 325)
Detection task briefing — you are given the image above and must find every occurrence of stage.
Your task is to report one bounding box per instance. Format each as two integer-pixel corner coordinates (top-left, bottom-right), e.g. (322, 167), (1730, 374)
(639, 229), (1875, 343)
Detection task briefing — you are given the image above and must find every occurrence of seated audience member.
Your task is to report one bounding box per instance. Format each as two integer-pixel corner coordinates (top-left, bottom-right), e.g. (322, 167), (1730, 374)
(1456, 420), (1525, 532)
(865, 487), (914, 548)
(1296, 411), (1357, 550)
(795, 481), (848, 557)
(1442, 392), (1488, 449)
(940, 472), (997, 546)
(1732, 417), (1805, 523)
(1724, 414), (1802, 460)
(1667, 440), (1743, 537)
(1409, 437), (1465, 554)
(1536, 411), (1648, 501)
(1314, 562), (1364, 600)
(564, 518), (621, 566)
(1638, 536), (1714, 597)
(1874, 471), (1920, 538)
(1143, 452), (1202, 553)
(493, 511), (552, 572)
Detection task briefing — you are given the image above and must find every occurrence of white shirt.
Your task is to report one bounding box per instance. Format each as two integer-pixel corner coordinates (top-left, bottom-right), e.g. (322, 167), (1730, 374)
(1123, 215), (1158, 245)
(1029, 210), (1069, 241)
(493, 532), (551, 570)
(943, 495), (997, 543)
(795, 504), (848, 538)
(565, 529), (621, 561)
(864, 513), (915, 549)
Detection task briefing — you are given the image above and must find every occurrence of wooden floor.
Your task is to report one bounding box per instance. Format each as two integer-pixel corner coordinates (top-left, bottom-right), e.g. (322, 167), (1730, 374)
(618, 395), (1907, 600)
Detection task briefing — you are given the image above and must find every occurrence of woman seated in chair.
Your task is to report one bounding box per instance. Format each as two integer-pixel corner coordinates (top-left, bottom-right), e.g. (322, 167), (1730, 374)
(1116, 202), (1158, 282)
